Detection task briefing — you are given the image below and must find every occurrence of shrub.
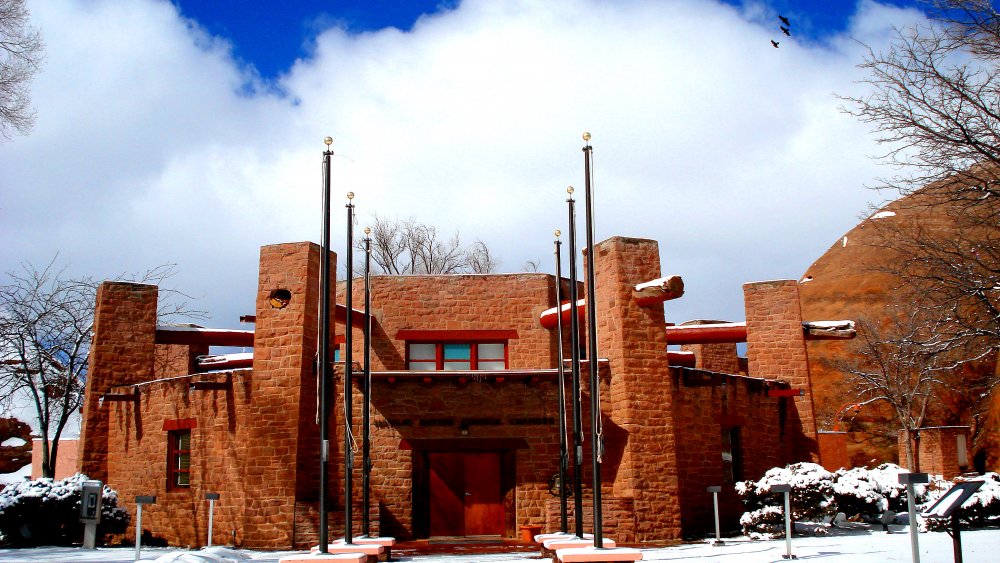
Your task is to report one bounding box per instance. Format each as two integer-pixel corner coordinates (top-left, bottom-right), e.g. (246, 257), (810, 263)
(832, 463), (913, 516)
(0, 473), (129, 546)
(922, 472), (1000, 531)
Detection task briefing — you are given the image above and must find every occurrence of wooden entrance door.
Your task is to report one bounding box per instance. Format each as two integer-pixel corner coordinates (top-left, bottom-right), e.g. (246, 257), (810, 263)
(428, 452), (504, 536)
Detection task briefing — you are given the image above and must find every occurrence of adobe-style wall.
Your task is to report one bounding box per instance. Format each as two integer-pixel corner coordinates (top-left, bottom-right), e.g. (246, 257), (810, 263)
(106, 371), (251, 548)
(31, 438), (78, 480)
(682, 341), (741, 374)
(79, 282), (158, 483)
(744, 280), (819, 463)
(246, 242), (332, 549)
(898, 426), (971, 480)
(589, 236), (683, 542)
(340, 273), (560, 371)
(334, 273), (567, 540)
(671, 369), (790, 536)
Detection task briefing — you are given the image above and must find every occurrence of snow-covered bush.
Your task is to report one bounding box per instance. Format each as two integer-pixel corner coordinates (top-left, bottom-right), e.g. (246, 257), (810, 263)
(921, 472), (1000, 531)
(831, 463), (913, 516)
(0, 473), (129, 546)
(736, 463), (835, 537)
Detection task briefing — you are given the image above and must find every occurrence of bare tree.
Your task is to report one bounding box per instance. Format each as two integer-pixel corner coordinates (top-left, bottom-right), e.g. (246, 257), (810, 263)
(839, 1), (1000, 462)
(0, 0), (43, 140)
(356, 214), (500, 276)
(834, 313), (957, 470)
(0, 259), (199, 478)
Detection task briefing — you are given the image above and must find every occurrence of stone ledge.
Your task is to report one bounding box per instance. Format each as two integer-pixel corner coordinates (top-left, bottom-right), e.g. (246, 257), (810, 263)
(555, 546), (643, 562)
(279, 553), (367, 563)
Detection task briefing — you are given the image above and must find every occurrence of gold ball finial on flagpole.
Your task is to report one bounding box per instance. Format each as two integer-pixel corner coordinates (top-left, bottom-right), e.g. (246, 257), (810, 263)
(324, 136), (333, 147)
(555, 229), (561, 238)
(582, 131), (591, 142)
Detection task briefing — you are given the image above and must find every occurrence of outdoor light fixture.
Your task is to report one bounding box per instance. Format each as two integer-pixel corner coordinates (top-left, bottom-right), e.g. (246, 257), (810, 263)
(267, 289), (291, 309)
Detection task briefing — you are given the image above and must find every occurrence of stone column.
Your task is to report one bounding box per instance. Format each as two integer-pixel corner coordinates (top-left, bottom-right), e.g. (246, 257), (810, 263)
(78, 282), (158, 482)
(242, 242), (330, 548)
(590, 236), (683, 541)
(743, 280), (819, 463)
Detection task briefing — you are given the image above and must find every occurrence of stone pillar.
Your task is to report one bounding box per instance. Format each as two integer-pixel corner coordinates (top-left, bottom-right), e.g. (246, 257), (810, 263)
(743, 280), (819, 463)
(900, 426), (971, 480)
(78, 282), (158, 482)
(590, 236), (682, 541)
(242, 242), (330, 548)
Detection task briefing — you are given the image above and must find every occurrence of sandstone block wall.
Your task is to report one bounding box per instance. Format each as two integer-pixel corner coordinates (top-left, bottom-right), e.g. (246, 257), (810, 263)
(79, 282), (158, 482)
(107, 371), (251, 548)
(589, 237), (683, 542)
(898, 426), (970, 479)
(744, 280), (819, 462)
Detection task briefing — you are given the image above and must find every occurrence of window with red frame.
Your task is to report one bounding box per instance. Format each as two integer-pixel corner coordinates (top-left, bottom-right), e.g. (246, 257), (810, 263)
(167, 429), (191, 490)
(406, 342), (507, 371)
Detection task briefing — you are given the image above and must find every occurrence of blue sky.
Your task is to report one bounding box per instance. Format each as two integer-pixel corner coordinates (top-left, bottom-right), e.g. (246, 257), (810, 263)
(173, 0), (927, 81)
(2, 0), (932, 344)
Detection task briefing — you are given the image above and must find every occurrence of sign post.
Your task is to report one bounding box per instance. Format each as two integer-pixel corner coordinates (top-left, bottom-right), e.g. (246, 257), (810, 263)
(134, 495), (156, 562)
(707, 486), (723, 546)
(772, 484), (795, 560)
(898, 472), (929, 563)
(205, 493), (220, 547)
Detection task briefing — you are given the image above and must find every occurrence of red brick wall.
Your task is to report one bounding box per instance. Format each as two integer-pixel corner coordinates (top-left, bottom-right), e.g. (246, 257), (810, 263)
(743, 280), (819, 462)
(589, 237), (683, 542)
(817, 432), (849, 471)
(247, 242), (331, 548)
(672, 370), (790, 536)
(899, 426), (970, 479)
(682, 342), (741, 374)
(107, 371), (251, 548)
(31, 439), (78, 480)
(154, 343), (207, 378)
(333, 273), (566, 540)
(79, 282), (158, 482)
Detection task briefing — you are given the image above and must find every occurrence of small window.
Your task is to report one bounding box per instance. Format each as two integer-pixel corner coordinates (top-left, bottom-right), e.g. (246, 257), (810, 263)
(721, 427), (743, 483)
(406, 342), (507, 370)
(167, 430), (191, 490)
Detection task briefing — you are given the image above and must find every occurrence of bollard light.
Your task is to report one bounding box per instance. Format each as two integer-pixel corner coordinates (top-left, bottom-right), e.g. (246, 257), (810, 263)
(771, 484), (794, 560)
(706, 486), (723, 546)
(205, 493), (220, 547)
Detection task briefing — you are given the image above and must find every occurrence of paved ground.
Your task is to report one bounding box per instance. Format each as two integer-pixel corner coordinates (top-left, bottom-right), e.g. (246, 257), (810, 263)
(0, 528), (998, 562)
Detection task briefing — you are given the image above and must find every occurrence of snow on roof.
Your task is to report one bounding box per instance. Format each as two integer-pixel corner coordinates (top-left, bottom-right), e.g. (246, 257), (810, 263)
(871, 211), (897, 219)
(157, 324), (254, 335)
(540, 298), (586, 317)
(803, 320), (855, 330)
(635, 276), (677, 291)
(197, 352), (253, 365)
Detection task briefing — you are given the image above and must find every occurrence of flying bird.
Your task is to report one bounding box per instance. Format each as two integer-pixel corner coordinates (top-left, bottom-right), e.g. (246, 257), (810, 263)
(781, 26), (790, 36)
(779, 15), (790, 26)
(771, 40), (779, 48)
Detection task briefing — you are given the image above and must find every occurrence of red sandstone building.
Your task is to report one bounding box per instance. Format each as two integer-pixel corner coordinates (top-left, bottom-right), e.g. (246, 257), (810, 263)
(78, 236), (837, 548)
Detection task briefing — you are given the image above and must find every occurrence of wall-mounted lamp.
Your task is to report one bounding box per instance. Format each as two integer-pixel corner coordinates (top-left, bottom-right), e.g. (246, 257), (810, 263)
(460, 423), (470, 436)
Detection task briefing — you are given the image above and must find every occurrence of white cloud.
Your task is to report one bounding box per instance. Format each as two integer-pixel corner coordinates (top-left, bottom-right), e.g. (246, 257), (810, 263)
(0, 0), (925, 335)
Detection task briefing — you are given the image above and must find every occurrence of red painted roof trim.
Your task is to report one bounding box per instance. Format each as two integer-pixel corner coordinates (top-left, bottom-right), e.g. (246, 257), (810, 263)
(395, 329), (519, 341)
(163, 418), (198, 431)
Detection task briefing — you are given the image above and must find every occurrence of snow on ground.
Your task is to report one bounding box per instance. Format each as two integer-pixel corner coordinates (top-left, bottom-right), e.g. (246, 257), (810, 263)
(0, 527), (998, 563)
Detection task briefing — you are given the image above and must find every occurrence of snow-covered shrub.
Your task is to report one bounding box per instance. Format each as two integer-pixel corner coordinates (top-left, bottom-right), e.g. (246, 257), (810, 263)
(0, 473), (129, 546)
(736, 463), (835, 537)
(832, 463), (912, 516)
(921, 472), (1000, 531)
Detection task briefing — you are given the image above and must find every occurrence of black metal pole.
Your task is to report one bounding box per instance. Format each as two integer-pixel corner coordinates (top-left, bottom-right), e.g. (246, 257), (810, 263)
(319, 137), (333, 553)
(952, 514), (963, 563)
(566, 187), (585, 538)
(554, 233), (569, 534)
(362, 229), (372, 538)
(582, 132), (603, 548)
(345, 194), (355, 544)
